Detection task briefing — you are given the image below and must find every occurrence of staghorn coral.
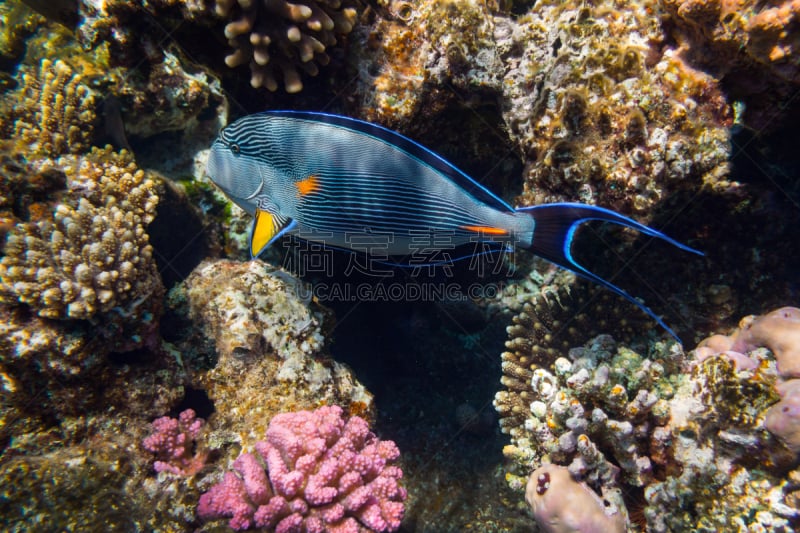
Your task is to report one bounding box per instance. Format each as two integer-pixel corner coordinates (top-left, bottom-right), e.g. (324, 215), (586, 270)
(215, 0), (359, 93)
(0, 58), (96, 156)
(498, 0), (732, 219)
(198, 405), (405, 532)
(0, 146), (162, 320)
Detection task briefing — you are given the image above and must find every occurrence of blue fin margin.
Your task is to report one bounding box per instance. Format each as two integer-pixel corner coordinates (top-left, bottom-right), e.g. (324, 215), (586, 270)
(517, 202), (703, 342)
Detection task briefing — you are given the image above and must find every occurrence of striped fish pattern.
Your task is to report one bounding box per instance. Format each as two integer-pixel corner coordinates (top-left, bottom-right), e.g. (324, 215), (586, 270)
(207, 111), (701, 338)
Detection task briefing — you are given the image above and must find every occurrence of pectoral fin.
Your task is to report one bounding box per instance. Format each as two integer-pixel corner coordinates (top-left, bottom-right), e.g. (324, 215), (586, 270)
(250, 209), (295, 259)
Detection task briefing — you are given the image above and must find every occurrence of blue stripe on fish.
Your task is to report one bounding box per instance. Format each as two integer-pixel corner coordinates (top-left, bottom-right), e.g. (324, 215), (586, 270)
(266, 110), (516, 213)
(207, 111), (703, 341)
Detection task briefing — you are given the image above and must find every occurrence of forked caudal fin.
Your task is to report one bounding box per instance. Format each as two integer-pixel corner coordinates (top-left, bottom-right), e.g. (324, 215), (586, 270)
(517, 203), (703, 342)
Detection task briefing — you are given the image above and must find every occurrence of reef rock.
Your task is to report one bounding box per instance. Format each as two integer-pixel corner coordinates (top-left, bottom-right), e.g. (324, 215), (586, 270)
(496, 291), (799, 531)
(168, 259), (374, 445)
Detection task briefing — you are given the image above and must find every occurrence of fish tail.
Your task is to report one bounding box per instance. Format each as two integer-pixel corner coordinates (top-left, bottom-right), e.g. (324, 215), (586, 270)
(516, 202), (703, 341)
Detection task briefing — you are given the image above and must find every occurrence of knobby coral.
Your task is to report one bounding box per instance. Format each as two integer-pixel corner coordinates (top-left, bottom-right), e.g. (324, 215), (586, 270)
(0, 146), (161, 320)
(215, 0), (359, 92)
(0, 58), (96, 156)
(198, 405), (406, 532)
(143, 409), (208, 476)
(497, 293), (800, 531)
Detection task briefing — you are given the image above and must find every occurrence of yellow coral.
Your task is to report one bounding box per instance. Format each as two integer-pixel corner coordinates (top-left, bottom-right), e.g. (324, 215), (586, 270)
(3, 58), (96, 156)
(0, 147), (161, 319)
(215, 0), (359, 93)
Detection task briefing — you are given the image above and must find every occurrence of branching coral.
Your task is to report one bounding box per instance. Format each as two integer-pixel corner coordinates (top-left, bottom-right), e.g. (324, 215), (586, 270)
(198, 405), (405, 532)
(0, 146), (161, 319)
(215, 0), (359, 92)
(1, 58), (96, 156)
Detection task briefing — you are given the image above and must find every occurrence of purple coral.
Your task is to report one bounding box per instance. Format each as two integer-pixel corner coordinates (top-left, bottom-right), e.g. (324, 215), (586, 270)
(198, 405), (406, 532)
(765, 379), (800, 453)
(143, 408), (207, 476)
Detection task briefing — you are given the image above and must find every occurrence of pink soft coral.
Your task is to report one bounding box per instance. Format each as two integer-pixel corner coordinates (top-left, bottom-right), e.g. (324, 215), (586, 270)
(198, 405), (406, 532)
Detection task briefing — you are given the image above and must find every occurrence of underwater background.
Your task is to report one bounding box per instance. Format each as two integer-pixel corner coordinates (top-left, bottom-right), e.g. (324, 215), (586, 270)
(1, 0), (800, 531)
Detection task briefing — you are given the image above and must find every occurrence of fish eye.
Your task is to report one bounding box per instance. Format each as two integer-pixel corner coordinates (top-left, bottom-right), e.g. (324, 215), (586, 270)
(229, 142), (240, 155)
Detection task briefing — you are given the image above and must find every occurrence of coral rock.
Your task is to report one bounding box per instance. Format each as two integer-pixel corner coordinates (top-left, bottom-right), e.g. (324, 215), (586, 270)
(499, 0), (731, 219)
(168, 259), (374, 443)
(525, 464), (626, 533)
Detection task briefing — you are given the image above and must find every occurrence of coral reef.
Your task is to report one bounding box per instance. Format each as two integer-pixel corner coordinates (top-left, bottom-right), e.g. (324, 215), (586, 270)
(496, 294), (800, 531)
(661, 0), (800, 131)
(143, 408), (209, 476)
(198, 405), (406, 532)
(525, 464), (626, 533)
(0, 58), (96, 156)
(498, 0), (732, 218)
(215, 0), (360, 92)
(350, 0), (500, 129)
(0, 146), (162, 321)
(167, 259), (374, 444)
(696, 306), (800, 377)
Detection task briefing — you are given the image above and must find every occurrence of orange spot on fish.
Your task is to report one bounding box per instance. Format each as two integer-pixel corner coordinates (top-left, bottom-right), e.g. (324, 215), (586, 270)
(460, 224), (508, 235)
(296, 175), (321, 197)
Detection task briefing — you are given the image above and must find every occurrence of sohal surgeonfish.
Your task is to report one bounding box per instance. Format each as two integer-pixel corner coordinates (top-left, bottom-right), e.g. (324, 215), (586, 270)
(207, 110), (701, 339)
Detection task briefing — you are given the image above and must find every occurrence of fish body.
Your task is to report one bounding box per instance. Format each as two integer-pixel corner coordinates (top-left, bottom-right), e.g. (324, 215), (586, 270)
(207, 111), (701, 338)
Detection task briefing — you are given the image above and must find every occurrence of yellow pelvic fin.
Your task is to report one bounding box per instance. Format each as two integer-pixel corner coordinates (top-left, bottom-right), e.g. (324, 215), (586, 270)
(251, 209), (279, 257)
(296, 175), (321, 197)
(460, 224), (508, 236)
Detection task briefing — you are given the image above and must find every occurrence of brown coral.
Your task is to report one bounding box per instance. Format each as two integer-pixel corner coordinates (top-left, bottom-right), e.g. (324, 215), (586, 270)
(1, 58), (96, 156)
(662, 0), (800, 130)
(0, 146), (161, 320)
(500, 0), (732, 219)
(215, 0), (359, 92)
(167, 259), (374, 445)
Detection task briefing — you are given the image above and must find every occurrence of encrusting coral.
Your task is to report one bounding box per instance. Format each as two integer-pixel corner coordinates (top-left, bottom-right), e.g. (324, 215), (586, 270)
(0, 146), (161, 320)
(661, 0), (800, 131)
(167, 259), (374, 445)
(498, 0), (732, 219)
(0, 58), (96, 156)
(696, 306), (800, 455)
(215, 0), (359, 93)
(525, 464), (626, 533)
